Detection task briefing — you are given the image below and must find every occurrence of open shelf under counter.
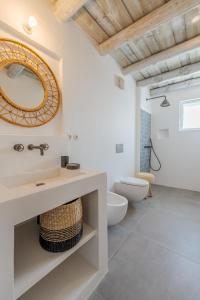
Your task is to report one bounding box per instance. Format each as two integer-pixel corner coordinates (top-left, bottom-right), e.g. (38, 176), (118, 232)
(18, 253), (98, 300)
(15, 219), (96, 299)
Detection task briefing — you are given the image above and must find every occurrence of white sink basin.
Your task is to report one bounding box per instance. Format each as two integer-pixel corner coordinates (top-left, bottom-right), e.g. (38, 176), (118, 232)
(0, 167), (85, 189)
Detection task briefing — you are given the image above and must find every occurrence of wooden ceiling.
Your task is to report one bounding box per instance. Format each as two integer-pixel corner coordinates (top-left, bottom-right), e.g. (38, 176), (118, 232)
(52, 0), (200, 94)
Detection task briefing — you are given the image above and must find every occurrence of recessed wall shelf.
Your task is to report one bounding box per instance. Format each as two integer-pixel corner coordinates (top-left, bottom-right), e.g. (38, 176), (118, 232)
(15, 219), (96, 299)
(157, 128), (169, 140)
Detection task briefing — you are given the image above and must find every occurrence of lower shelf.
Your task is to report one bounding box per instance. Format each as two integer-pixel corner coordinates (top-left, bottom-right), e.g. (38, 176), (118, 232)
(15, 219), (96, 299)
(18, 253), (97, 300)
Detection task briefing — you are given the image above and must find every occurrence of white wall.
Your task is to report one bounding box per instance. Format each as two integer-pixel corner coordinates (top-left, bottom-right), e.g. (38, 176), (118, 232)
(137, 87), (152, 114)
(63, 23), (136, 188)
(0, 0), (136, 189)
(151, 85), (200, 192)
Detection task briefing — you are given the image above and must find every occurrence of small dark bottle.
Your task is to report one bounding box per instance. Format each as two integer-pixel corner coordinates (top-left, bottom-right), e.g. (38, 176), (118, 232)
(61, 156), (69, 168)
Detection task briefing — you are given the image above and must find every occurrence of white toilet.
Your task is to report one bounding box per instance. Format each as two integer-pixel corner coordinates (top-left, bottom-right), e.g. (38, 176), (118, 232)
(107, 191), (128, 226)
(114, 177), (149, 206)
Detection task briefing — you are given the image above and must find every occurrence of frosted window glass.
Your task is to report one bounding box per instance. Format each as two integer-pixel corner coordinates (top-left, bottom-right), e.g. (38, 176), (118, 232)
(180, 99), (200, 130)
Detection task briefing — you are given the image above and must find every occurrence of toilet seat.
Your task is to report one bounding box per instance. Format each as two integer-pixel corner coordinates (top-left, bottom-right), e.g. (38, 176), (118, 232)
(120, 177), (148, 187)
(107, 192), (128, 207)
(114, 177), (149, 204)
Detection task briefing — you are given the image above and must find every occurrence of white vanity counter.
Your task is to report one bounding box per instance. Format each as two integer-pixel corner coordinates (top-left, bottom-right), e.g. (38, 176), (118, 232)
(0, 168), (108, 300)
(0, 168), (101, 203)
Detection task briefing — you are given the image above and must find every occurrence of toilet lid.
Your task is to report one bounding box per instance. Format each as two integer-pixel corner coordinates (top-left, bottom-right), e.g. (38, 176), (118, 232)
(120, 177), (148, 187)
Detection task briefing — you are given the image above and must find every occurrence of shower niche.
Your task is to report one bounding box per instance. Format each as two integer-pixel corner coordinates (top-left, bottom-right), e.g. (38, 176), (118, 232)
(157, 129), (169, 140)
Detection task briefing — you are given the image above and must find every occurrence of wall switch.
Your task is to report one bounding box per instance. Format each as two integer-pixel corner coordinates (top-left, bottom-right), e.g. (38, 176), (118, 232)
(116, 144), (124, 153)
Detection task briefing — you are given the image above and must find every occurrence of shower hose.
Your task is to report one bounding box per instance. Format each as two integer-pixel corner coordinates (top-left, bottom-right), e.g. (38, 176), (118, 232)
(149, 138), (162, 172)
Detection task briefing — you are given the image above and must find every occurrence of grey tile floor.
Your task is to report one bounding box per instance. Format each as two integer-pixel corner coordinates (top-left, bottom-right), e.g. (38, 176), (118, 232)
(89, 185), (200, 300)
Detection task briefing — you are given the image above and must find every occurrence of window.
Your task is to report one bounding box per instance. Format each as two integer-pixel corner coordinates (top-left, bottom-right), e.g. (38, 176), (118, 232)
(180, 99), (200, 130)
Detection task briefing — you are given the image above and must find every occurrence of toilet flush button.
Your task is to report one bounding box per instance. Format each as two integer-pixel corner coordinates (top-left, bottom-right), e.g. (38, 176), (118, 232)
(116, 144), (124, 153)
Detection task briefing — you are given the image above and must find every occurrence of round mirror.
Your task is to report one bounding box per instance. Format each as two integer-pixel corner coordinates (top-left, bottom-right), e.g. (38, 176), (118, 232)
(0, 39), (60, 127)
(0, 63), (44, 109)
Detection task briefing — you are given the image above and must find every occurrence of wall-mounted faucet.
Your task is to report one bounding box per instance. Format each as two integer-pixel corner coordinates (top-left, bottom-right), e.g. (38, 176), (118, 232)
(28, 144), (49, 156)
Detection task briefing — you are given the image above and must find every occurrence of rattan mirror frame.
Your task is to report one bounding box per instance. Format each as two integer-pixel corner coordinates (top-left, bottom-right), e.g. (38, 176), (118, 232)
(0, 38), (61, 127)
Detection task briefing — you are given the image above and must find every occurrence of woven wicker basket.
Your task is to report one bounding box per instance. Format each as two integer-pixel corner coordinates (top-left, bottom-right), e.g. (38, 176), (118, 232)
(39, 198), (83, 252)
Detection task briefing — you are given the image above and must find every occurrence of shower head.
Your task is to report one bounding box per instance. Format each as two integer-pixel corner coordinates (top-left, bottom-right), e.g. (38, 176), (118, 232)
(146, 95), (170, 108)
(160, 97), (170, 107)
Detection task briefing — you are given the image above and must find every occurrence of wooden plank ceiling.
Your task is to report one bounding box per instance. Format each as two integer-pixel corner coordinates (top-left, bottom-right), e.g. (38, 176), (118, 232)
(53, 0), (200, 88)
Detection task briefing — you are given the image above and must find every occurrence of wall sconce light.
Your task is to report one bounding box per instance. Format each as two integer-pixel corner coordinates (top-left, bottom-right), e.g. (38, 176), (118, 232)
(23, 16), (38, 34)
(192, 15), (200, 24)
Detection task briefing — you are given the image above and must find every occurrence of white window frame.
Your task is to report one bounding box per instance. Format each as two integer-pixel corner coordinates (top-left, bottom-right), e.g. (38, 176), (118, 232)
(179, 98), (200, 131)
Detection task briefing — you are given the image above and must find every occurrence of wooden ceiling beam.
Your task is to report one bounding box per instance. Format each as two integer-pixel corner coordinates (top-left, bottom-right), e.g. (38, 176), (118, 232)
(53, 0), (90, 21)
(137, 62), (200, 87)
(122, 35), (200, 75)
(98, 0), (200, 55)
(150, 77), (200, 96)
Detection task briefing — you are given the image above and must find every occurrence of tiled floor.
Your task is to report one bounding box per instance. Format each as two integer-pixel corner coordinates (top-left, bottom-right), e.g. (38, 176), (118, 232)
(89, 185), (200, 300)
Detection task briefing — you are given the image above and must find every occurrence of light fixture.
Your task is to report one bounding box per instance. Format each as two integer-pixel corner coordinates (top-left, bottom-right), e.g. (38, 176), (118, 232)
(160, 97), (170, 107)
(146, 95), (170, 107)
(191, 15), (200, 24)
(23, 16), (38, 34)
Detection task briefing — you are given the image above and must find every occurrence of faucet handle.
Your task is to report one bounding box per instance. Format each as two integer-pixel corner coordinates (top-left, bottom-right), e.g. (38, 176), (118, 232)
(41, 143), (49, 151)
(13, 144), (24, 152)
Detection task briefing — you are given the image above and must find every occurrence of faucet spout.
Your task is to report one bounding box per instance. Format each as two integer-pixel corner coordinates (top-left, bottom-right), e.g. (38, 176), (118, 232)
(40, 146), (44, 156)
(28, 144), (49, 156)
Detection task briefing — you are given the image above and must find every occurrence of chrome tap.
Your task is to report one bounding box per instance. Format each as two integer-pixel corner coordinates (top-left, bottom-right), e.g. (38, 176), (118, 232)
(27, 144), (49, 156)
